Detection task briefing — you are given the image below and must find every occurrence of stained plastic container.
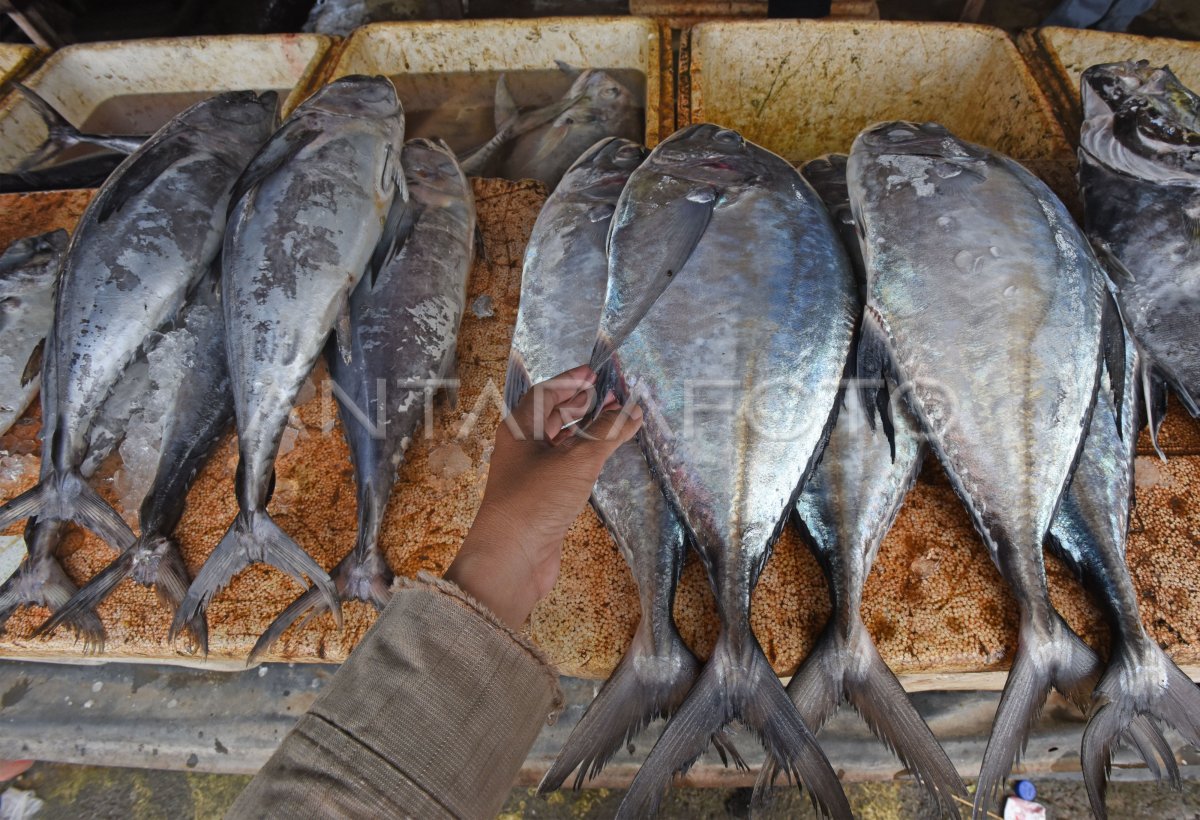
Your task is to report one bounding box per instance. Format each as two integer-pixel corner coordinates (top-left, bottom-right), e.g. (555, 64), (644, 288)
(322, 18), (670, 149)
(1020, 27), (1200, 144)
(0, 35), (333, 173)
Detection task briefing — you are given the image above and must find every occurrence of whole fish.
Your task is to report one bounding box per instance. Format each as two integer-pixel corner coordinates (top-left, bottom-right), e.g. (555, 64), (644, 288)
(171, 75), (407, 644)
(10, 83), (146, 174)
(251, 137), (474, 659)
(845, 121), (1164, 819)
(1078, 61), (1200, 435)
(36, 271), (232, 652)
(505, 137), (724, 792)
(1048, 336), (1200, 817)
(0, 91), (277, 557)
(751, 156), (965, 816)
(0, 230), (67, 435)
(606, 125), (858, 819)
(461, 67), (641, 189)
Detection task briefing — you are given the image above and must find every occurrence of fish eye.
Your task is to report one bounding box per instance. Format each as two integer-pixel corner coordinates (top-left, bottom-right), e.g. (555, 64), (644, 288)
(714, 129), (742, 145)
(615, 144), (643, 160)
(600, 86), (620, 100)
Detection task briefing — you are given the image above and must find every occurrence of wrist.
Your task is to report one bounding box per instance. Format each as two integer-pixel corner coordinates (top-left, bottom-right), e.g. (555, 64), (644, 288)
(445, 503), (542, 628)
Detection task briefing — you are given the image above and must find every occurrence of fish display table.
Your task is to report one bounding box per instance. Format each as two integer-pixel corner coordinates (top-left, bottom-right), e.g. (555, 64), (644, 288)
(0, 180), (1197, 690)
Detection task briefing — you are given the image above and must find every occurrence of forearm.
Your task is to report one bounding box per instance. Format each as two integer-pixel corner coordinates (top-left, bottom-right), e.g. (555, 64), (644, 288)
(229, 572), (563, 819)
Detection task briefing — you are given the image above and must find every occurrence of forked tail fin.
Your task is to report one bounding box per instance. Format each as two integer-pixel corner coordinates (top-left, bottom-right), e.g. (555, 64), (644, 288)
(755, 622), (966, 816)
(0, 472), (135, 554)
(170, 510), (339, 649)
(35, 533), (205, 653)
(973, 613), (1138, 819)
(615, 629), (851, 819)
(1080, 638), (1200, 819)
(0, 548), (105, 652)
(248, 544), (393, 663)
(539, 620), (709, 793)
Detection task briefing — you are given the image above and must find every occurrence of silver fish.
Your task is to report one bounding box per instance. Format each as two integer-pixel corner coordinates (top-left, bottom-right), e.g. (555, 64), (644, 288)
(606, 124), (857, 819)
(11, 83), (146, 174)
(0, 91), (277, 559)
(251, 137), (474, 659)
(845, 121), (1162, 819)
(37, 271), (232, 653)
(751, 156), (966, 816)
(1078, 61), (1200, 439)
(0, 230), (67, 436)
(172, 76), (407, 643)
(507, 137), (725, 791)
(461, 68), (641, 189)
(1048, 335), (1200, 817)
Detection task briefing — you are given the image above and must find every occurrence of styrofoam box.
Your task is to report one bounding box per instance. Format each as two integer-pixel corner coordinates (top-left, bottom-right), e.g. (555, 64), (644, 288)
(325, 17), (669, 148)
(0, 44), (37, 89)
(0, 35), (333, 173)
(683, 20), (1071, 167)
(1023, 27), (1200, 143)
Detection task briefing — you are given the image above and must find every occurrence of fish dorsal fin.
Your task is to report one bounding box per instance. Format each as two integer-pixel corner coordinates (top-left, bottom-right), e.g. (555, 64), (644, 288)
(227, 127), (321, 216)
(554, 60), (581, 79)
(20, 337), (44, 388)
(494, 75), (517, 131)
(97, 138), (193, 223)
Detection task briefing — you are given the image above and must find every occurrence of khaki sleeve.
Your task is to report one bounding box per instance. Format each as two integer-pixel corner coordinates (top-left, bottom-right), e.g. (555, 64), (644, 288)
(228, 571), (563, 820)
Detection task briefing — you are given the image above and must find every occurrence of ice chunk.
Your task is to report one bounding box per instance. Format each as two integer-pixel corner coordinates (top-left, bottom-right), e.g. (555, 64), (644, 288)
(471, 294), (494, 319)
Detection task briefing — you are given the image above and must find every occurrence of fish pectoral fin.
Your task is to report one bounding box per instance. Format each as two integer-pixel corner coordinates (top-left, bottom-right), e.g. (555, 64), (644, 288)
(19, 337), (44, 388)
(97, 139), (194, 223)
(854, 306), (897, 458)
(227, 127), (320, 216)
(1100, 284), (1128, 430)
(493, 74), (517, 131)
(367, 191), (419, 288)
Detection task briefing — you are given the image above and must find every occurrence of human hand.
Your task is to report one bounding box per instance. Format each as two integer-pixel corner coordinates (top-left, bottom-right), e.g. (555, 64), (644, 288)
(445, 365), (642, 628)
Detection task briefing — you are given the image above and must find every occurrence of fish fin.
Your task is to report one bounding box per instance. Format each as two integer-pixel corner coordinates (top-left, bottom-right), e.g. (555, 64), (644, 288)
(503, 351), (531, 413)
(251, 546), (393, 662)
(973, 613), (1100, 819)
(615, 630), (851, 820)
(227, 128), (320, 215)
(539, 619), (703, 793)
(334, 304), (353, 366)
(0, 473), (135, 553)
(19, 338), (44, 388)
(1140, 361), (1168, 461)
(756, 621), (965, 815)
(368, 192), (419, 289)
(170, 510), (339, 650)
(0, 550), (106, 652)
(12, 83), (85, 172)
(457, 92), (581, 177)
(96, 139), (194, 223)
(1100, 285), (1127, 428)
(34, 549), (133, 641)
(555, 60), (582, 79)
(1080, 639), (1200, 816)
(855, 307), (897, 458)
(494, 74), (517, 130)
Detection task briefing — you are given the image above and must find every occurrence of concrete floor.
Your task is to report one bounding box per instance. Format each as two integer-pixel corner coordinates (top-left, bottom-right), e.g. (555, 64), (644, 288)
(5, 763), (1200, 818)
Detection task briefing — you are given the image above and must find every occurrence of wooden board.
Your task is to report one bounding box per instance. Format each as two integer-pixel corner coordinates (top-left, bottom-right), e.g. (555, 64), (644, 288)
(0, 182), (1198, 686)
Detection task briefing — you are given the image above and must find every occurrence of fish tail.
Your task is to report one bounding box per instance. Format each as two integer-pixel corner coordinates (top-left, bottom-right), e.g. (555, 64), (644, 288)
(0, 551), (106, 652)
(250, 540), (392, 662)
(756, 622), (965, 815)
(12, 82), (84, 172)
(973, 613), (1100, 819)
(615, 630), (850, 820)
(1080, 638), (1200, 817)
(539, 619), (703, 793)
(171, 510), (339, 649)
(579, 336), (619, 429)
(0, 473), (135, 554)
